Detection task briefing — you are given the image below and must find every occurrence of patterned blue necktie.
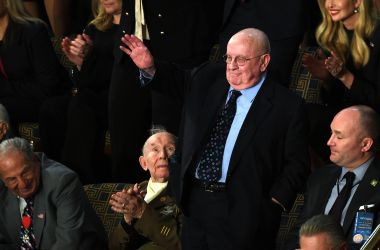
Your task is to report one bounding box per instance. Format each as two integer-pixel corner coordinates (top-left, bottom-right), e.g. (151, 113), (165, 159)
(197, 90), (241, 182)
(20, 197), (36, 250)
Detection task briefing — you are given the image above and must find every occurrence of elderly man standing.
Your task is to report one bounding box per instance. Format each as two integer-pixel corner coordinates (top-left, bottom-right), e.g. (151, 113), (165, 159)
(0, 137), (107, 249)
(109, 129), (181, 250)
(286, 105), (380, 249)
(120, 28), (310, 250)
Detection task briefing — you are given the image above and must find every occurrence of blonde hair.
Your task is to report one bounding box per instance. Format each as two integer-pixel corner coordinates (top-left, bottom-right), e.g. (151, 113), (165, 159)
(90, 0), (120, 31)
(316, 0), (378, 68)
(5, 0), (41, 24)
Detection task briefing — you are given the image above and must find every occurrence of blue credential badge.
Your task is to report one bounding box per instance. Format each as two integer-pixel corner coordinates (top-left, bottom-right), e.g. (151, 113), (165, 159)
(352, 205), (375, 245)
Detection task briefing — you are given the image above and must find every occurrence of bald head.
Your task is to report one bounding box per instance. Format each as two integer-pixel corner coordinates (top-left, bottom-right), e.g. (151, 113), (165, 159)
(327, 105), (379, 169)
(228, 28), (271, 56)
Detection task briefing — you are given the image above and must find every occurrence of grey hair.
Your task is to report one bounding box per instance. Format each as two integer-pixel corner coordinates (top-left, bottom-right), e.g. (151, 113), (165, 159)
(299, 215), (346, 249)
(141, 125), (177, 155)
(0, 104), (9, 124)
(0, 137), (34, 161)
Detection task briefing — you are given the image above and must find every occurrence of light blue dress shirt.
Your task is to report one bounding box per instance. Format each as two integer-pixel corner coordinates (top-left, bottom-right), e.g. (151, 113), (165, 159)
(217, 76), (265, 182)
(324, 157), (374, 225)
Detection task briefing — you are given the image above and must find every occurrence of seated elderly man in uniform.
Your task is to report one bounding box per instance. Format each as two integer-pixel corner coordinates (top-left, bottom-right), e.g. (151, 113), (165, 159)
(0, 137), (107, 249)
(109, 128), (181, 250)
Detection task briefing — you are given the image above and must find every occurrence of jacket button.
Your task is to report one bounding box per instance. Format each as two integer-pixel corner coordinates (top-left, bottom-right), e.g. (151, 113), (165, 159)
(158, 13), (162, 18)
(125, 12), (129, 16)
(160, 31), (165, 35)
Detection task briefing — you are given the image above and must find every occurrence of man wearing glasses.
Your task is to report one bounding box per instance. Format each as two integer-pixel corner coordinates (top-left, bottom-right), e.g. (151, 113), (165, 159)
(120, 28), (310, 250)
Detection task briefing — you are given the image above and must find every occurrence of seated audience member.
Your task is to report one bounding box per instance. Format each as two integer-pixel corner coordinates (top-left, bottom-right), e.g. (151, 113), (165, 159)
(299, 215), (348, 250)
(286, 105), (380, 249)
(0, 137), (107, 249)
(0, 104), (11, 141)
(0, 0), (69, 129)
(109, 128), (181, 250)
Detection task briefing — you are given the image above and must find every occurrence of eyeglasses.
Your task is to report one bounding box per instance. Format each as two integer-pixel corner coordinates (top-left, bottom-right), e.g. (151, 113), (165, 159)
(222, 53), (267, 66)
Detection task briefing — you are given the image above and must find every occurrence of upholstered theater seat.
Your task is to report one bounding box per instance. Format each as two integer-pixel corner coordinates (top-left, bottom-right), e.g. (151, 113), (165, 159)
(83, 183), (132, 238)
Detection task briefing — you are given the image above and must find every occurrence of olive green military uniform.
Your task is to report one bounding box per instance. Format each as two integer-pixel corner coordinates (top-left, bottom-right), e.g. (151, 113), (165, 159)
(109, 181), (181, 250)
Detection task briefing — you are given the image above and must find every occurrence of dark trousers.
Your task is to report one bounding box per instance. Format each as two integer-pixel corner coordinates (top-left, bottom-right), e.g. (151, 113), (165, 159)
(61, 90), (109, 184)
(182, 185), (233, 250)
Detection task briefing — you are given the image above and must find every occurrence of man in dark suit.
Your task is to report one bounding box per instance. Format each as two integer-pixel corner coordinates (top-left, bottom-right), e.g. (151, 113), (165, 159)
(120, 28), (310, 250)
(0, 137), (107, 249)
(286, 105), (380, 249)
(219, 0), (308, 86)
(109, 0), (223, 183)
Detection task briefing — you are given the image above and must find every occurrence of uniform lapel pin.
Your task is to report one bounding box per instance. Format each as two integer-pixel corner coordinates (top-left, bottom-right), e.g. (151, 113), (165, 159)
(37, 213), (44, 219)
(370, 179), (378, 187)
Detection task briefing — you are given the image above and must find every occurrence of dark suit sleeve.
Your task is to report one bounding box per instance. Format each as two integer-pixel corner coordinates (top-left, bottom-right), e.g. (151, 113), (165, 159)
(346, 69), (380, 111)
(1, 22), (69, 100)
(0, 219), (18, 250)
(51, 170), (86, 250)
(269, 100), (310, 210)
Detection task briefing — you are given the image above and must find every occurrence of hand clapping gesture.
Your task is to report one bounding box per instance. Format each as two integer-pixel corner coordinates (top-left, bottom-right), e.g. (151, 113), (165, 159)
(61, 34), (93, 69)
(109, 183), (147, 224)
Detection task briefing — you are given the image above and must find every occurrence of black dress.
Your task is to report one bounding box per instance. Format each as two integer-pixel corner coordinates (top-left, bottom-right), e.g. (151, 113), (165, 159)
(0, 20), (69, 128)
(60, 24), (118, 184)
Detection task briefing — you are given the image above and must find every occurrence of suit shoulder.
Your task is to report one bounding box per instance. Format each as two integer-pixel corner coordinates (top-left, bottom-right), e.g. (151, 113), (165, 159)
(309, 164), (339, 183)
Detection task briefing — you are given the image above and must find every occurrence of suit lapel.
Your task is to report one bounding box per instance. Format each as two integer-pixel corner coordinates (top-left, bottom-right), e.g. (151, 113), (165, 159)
(4, 192), (21, 245)
(227, 79), (272, 175)
(343, 159), (380, 234)
(183, 78), (229, 174)
(33, 186), (46, 247)
(316, 167), (341, 214)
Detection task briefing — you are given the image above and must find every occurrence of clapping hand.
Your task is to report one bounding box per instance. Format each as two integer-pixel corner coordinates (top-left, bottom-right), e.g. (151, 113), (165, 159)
(325, 51), (345, 78)
(109, 183), (147, 224)
(302, 48), (331, 81)
(61, 34), (93, 69)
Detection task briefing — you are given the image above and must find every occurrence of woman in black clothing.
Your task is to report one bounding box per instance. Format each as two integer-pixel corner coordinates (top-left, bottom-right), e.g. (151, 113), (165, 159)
(0, 0), (68, 129)
(57, 0), (121, 183)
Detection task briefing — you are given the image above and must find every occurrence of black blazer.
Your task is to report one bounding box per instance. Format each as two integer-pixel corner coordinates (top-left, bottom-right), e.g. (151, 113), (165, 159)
(0, 20), (69, 101)
(286, 156), (380, 250)
(116, 0), (217, 67)
(149, 61), (310, 248)
(343, 22), (380, 113)
(221, 0), (307, 40)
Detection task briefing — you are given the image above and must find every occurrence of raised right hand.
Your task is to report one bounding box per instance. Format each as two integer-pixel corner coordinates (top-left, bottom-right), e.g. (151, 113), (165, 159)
(120, 34), (155, 75)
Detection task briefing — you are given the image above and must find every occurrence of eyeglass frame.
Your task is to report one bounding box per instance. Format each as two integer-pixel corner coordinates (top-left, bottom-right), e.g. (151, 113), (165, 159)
(222, 53), (268, 66)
